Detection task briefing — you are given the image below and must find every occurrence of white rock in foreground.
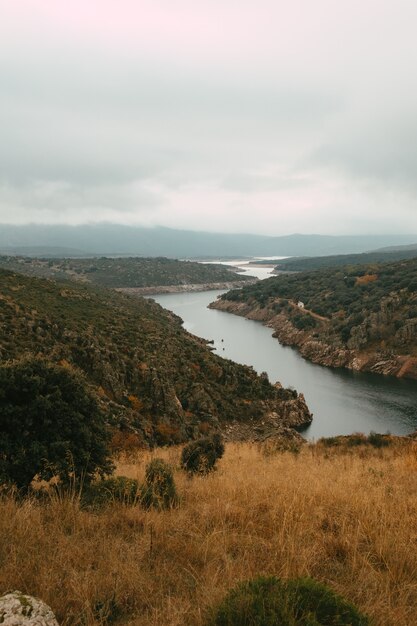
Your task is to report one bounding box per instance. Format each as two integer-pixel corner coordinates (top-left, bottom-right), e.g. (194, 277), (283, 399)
(0, 591), (59, 626)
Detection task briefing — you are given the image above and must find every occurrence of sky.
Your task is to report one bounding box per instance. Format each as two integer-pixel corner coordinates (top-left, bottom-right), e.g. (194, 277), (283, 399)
(1, 0), (417, 236)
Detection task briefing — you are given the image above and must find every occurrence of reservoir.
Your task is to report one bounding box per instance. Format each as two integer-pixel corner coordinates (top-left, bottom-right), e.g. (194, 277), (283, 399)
(153, 286), (417, 439)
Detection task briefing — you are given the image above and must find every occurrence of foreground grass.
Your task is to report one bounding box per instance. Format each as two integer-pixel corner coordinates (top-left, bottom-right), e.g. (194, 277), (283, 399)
(1, 441), (417, 625)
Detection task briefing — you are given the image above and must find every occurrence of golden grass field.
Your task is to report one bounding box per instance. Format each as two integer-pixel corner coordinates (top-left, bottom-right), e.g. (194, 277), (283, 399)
(1, 440), (417, 625)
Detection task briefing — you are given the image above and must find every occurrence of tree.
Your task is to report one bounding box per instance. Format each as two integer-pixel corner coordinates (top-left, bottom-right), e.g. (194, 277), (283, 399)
(0, 357), (114, 491)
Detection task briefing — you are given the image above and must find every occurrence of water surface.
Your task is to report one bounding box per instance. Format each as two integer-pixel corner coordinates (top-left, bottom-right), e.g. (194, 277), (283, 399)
(153, 290), (417, 439)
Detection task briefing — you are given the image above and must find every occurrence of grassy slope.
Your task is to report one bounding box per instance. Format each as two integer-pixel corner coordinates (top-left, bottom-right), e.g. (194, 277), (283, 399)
(1, 440), (416, 625)
(0, 269), (304, 444)
(0, 255), (251, 288)
(221, 257), (417, 355)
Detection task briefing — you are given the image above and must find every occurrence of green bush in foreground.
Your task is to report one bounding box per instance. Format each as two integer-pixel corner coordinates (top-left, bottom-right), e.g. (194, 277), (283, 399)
(209, 576), (369, 626)
(181, 434), (225, 474)
(140, 458), (178, 510)
(0, 357), (113, 492)
(81, 476), (139, 509)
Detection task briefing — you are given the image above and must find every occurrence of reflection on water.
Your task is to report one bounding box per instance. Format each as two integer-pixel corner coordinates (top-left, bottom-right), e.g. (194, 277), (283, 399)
(153, 290), (417, 439)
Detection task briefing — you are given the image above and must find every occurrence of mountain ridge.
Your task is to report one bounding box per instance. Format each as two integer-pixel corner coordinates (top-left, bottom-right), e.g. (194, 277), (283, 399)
(1, 223), (416, 257)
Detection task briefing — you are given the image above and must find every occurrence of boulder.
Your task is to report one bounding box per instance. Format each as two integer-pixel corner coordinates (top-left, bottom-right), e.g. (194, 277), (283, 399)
(0, 591), (58, 626)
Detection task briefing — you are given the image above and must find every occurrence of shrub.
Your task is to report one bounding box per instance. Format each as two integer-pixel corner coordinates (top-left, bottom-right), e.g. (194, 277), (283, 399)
(319, 433), (391, 451)
(140, 458), (178, 510)
(208, 576), (369, 626)
(81, 476), (139, 510)
(181, 434), (225, 474)
(286, 577), (369, 625)
(209, 577), (292, 625)
(367, 431), (391, 448)
(0, 356), (113, 492)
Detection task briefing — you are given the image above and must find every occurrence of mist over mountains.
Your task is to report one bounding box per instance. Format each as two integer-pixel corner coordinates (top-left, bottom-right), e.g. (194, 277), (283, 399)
(0, 224), (416, 258)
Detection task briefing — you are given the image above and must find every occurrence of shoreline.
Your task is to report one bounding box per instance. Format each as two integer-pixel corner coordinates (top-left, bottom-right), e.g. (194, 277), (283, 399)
(115, 278), (257, 296)
(209, 298), (417, 381)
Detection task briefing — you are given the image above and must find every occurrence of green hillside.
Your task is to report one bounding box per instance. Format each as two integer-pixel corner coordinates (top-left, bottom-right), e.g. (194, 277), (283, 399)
(216, 257), (417, 374)
(0, 255), (250, 288)
(273, 249), (417, 272)
(0, 269), (310, 445)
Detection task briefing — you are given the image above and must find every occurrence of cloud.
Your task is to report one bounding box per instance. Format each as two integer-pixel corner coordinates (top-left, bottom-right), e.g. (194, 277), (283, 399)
(0, 1), (416, 234)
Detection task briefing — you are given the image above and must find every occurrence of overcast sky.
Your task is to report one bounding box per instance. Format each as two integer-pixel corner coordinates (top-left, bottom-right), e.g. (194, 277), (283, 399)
(1, 0), (417, 235)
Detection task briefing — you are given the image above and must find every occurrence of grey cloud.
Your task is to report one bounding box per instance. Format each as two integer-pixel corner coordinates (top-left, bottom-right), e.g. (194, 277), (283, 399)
(1, 2), (417, 233)
(310, 113), (417, 191)
(0, 51), (342, 191)
(0, 179), (162, 219)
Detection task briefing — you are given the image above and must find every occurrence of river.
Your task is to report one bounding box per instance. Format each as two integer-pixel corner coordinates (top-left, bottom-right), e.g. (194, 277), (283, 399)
(152, 263), (417, 439)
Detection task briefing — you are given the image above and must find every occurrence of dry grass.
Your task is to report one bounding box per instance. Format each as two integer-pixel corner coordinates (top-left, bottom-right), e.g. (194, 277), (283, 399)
(1, 441), (417, 625)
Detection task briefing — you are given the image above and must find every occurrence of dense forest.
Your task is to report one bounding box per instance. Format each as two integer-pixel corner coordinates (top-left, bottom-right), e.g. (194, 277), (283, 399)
(0, 269), (310, 446)
(218, 256), (417, 361)
(0, 255), (251, 289)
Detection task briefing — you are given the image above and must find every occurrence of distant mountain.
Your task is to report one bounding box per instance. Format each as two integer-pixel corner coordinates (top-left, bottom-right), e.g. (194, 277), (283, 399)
(374, 243), (417, 253)
(0, 245), (92, 257)
(0, 224), (417, 258)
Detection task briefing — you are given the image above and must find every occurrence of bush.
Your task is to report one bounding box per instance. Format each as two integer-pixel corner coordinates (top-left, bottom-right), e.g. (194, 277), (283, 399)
(181, 434), (225, 474)
(209, 577), (291, 625)
(0, 357), (113, 492)
(367, 431), (391, 448)
(318, 433), (391, 451)
(81, 476), (139, 509)
(208, 576), (369, 626)
(140, 458), (178, 510)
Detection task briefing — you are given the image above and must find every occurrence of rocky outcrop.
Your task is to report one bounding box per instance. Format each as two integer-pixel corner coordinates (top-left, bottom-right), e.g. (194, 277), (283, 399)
(0, 591), (58, 626)
(116, 278), (257, 296)
(210, 298), (417, 380)
(221, 411), (307, 448)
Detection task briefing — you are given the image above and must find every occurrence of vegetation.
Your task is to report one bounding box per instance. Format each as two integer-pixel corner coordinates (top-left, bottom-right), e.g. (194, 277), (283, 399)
(0, 255), (251, 288)
(81, 476), (139, 510)
(1, 440), (416, 625)
(318, 433), (392, 450)
(0, 268), (302, 447)
(274, 250), (417, 272)
(0, 357), (113, 491)
(181, 434), (225, 474)
(209, 575), (369, 625)
(221, 256), (417, 354)
(139, 458), (178, 510)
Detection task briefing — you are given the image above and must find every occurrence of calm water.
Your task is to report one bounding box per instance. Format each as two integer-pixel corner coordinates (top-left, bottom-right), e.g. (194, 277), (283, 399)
(153, 290), (417, 439)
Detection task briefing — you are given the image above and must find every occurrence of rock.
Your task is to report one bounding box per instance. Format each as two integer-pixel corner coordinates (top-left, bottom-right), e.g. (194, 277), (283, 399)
(0, 591), (58, 626)
(220, 412), (309, 444)
(116, 279), (257, 296)
(210, 297), (417, 380)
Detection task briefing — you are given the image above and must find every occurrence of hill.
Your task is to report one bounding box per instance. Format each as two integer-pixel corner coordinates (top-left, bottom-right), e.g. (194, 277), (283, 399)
(376, 243), (417, 253)
(211, 257), (417, 379)
(273, 249), (417, 272)
(0, 269), (311, 445)
(1, 223), (417, 257)
(0, 255), (252, 291)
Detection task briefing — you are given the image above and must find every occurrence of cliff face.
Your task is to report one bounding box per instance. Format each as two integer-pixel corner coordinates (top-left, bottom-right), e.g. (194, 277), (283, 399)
(209, 298), (417, 380)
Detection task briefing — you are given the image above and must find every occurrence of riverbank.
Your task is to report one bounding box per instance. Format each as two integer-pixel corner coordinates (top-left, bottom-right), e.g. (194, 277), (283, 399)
(209, 298), (417, 380)
(116, 278), (257, 296)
